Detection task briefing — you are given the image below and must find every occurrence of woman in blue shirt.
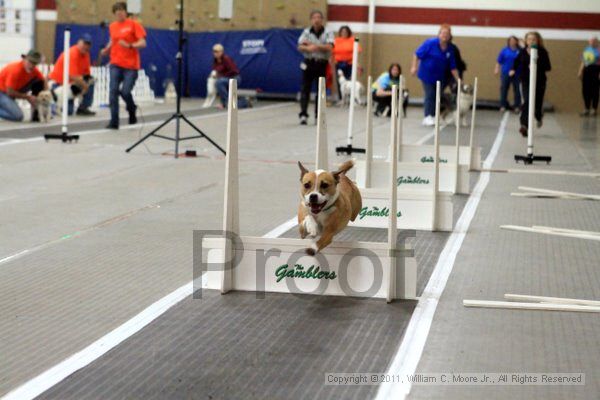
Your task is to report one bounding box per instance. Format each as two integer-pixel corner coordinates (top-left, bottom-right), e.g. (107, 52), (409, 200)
(495, 36), (521, 112)
(578, 36), (599, 116)
(411, 24), (459, 126)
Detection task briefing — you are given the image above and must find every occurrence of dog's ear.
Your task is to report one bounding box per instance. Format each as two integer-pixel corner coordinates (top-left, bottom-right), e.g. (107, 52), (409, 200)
(298, 161), (309, 181)
(332, 160), (354, 182)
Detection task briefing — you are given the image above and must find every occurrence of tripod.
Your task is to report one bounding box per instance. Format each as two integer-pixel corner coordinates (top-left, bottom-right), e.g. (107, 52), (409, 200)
(126, 0), (225, 158)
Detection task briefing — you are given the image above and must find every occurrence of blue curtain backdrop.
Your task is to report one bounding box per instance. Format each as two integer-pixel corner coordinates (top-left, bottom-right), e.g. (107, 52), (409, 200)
(55, 24), (303, 98)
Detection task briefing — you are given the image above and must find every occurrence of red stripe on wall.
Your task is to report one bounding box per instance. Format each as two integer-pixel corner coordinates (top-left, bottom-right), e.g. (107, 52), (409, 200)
(328, 5), (600, 30)
(36, 0), (56, 10)
(328, 5), (369, 23)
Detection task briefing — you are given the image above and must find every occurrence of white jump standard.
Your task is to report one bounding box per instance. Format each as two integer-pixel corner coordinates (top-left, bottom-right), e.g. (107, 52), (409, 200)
(354, 77), (471, 195)
(44, 28), (80, 143)
(202, 79), (417, 302)
(349, 80), (454, 231)
(514, 45), (551, 164)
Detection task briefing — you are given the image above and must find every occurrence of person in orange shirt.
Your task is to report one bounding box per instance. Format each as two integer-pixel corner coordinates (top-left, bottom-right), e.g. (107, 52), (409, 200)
(49, 34), (96, 116)
(0, 50), (46, 122)
(100, 2), (147, 129)
(332, 25), (361, 101)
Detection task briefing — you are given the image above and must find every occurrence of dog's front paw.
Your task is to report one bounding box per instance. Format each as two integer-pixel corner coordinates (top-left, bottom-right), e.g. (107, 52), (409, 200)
(304, 217), (319, 238)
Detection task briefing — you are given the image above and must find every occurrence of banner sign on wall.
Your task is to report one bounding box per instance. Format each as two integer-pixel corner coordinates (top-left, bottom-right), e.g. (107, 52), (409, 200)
(55, 24), (304, 98)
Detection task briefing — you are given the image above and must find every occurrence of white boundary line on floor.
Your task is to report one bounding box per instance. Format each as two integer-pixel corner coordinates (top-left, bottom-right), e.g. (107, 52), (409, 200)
(414, 121), (447, 145)
(375, 111), (509, 400)
(0, 103), (291, 147)
(0, 215), (296, 400)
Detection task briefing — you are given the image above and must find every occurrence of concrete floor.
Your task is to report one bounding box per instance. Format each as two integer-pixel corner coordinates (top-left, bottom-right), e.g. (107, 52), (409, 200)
(1, 99), (599, 399)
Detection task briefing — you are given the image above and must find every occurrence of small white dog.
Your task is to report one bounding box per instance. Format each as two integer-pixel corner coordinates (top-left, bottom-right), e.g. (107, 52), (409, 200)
(203, 70), (217, 108)
(53, 78), (96, 115)
(36, 90), (54, 122)
(455, 83), (474, 127)
(337, 69), (364, 106)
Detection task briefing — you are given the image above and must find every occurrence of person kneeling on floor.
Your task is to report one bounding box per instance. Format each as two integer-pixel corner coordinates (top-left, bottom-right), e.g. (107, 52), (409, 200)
(49, 34), (96, 117)
(212, 44), (250, 109)
(0, 50), (46, 122)
(372, 63), (401, 117)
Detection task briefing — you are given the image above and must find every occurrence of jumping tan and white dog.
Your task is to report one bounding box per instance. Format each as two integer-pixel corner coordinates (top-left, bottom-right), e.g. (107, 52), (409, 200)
(455, 83), (474, 127)
(203, 70), (218, 108)
(298, 160), (362, 255)
(337, 70), (364, 106)
(36, 90), (54, 122)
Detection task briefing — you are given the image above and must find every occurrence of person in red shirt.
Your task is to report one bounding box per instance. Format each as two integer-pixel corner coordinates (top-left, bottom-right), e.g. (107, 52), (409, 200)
(212, 44), (249, 108)
(100, 1), (146, 129)
(0, 50), (46, 122)
(49, 34), (96, 116)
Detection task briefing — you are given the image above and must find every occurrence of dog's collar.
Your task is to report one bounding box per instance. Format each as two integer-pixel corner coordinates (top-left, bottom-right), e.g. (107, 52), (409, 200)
(321, 190), (339, 213)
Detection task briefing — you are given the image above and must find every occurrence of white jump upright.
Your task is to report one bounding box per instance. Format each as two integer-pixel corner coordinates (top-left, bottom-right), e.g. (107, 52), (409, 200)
(202, 78), (417, 301)
(514, 46), (551, 164)
(364, 75), (373, 188)
(468, 77), (478, 171)
(354, 78), (469, 195)
(453, 78), (461, 193)
(44, 28), (80, 142)
(397, 78), (481, 170)
(336, 38), (365, 155)
(316, 77), (328, 170)
(349, 81), (453, 231)
(61, 29), (70, 136)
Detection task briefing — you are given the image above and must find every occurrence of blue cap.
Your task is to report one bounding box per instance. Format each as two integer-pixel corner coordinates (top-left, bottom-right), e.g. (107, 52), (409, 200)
(80, 33), (93, 44)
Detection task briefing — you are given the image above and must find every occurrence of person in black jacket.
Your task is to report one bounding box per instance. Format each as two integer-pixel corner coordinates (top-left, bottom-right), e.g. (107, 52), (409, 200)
(510, 31), (551, 136)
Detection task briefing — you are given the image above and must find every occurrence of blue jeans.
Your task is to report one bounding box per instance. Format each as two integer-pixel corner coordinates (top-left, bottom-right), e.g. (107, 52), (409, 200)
(0, 91), (24, 121)
(216, 76), (248, 108)
(422, 82), (437, 117)
(500, 74), (521, 109)
(109, 65), (138, 126)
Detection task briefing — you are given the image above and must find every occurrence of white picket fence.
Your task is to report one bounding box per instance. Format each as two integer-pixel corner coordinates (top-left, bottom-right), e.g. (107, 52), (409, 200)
(5, 63), (155, 108)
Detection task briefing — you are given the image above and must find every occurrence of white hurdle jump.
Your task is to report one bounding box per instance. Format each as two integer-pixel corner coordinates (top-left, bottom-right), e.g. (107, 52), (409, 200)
(317, 78), (453, 231)
(202, 78), (417, 302)
(394, 77), (481, 171)
(354, 77), (472, 195)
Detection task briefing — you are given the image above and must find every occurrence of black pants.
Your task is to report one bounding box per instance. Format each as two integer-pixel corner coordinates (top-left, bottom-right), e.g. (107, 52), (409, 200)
(373, 92), (391, 115)
(299, 59), (328, 118)
(520, 79), (546, 128)
(582, 65), (600, 110)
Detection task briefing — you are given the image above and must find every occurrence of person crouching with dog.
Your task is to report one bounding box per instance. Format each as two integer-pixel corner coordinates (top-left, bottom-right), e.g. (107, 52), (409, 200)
(100, 1), (147, 129)
(212, 44), (250, 109)
(0, 50), (46, 122)
(371, 63), (401, 117)
(49, 33), (96, 117)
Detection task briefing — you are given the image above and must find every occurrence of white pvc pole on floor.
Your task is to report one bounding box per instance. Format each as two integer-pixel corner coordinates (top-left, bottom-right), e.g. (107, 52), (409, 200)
(61, 29), (70, 135)
(345, 38), (359, 147)
(527, 47), (538, 156)
(432, 81), (441, 230)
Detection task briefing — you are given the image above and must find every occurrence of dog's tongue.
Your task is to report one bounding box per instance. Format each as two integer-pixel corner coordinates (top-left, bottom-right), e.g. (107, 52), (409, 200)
(310, 201), (327, 214)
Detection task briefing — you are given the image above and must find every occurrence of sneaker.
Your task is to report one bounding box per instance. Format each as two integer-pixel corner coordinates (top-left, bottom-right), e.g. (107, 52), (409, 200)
(580, 109), (590, 117)
(519, 125), (527, 137)
(536, 119), (543, 129)
(591, 110), (597, 117)
(299, 115), (307, 125)
(422, 116), (435, 127)
(76, 108), (96, 116)
(499, 107), (506, 112)
(129, 114), (138, 125)
(374, 110), (383, 117)
(105, 123), (119, 130)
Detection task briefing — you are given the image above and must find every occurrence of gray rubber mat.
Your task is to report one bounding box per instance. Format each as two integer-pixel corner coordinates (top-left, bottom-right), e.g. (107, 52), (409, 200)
(39, 290), (415, 400)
